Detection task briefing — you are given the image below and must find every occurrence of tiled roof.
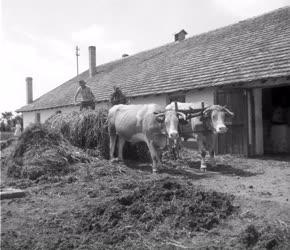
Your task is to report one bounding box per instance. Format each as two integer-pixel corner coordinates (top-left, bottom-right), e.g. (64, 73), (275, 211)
(18, 7), (290, 112)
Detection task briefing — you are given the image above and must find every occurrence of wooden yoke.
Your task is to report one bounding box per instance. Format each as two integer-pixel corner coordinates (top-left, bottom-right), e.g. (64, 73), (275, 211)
(174, 101), (178, 111)
(201, 101), (205, 121)
(201, 101), (206, 129)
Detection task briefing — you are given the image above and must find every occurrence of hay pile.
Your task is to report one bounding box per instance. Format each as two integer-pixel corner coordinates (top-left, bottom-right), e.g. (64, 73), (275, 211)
(6, 124), (89, 180)
(46, 109), (109, 159)
(78, 178), (235, 248)
(239, 223), (290, 249)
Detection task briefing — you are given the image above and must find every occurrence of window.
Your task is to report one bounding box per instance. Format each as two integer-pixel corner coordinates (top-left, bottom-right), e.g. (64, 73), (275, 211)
(167, 94), (185, 104)
(35, 113), (41, 123)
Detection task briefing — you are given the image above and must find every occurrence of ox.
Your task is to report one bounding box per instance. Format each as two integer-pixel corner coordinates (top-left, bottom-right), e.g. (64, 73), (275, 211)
(108, 104), (186, 173)
(166, 102), (234, 171)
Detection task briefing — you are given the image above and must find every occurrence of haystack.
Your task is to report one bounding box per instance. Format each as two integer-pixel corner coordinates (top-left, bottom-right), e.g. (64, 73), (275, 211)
(46, 109), (109, 159)
(7, 124), (89, 180)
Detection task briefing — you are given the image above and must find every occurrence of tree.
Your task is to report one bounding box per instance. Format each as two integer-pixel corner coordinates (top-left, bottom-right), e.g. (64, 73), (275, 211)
(12, 114), (23, 128)
(1, 112), (13, 121)
(0, 112), (23, 132)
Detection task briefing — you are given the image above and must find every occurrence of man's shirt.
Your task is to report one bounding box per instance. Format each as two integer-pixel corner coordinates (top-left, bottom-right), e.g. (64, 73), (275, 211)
(76, 86), (95, 102)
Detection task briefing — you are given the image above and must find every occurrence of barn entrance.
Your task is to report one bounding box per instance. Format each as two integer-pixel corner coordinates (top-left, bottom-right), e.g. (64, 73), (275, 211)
(262, 86), (290, 154)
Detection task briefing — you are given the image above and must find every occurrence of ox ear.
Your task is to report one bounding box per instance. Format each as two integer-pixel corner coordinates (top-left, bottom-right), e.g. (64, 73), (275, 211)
(154, 112), (165, 123)
(223, 106), (234, 116)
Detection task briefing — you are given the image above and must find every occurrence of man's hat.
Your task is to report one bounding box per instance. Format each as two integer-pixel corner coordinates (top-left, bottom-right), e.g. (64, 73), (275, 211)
(79, 80), (86, 85)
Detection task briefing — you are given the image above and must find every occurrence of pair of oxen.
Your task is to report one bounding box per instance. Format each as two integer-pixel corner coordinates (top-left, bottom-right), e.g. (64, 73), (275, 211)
(108, 102), (234, 173)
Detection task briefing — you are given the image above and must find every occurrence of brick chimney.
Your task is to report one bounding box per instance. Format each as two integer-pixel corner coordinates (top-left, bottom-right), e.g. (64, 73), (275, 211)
(89, 46), (96, 77)
(174, 29), (188, 42)
(26, 77), (33, 104)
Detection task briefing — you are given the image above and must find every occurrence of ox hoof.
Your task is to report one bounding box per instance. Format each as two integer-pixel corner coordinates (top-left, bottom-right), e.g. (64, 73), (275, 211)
(111, 158), (120, 163)
(152, 168), (160, 174)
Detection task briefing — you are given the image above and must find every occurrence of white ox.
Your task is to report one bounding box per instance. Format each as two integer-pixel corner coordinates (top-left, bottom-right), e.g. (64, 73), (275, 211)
(166, 102), (234, 171)
(108, 104), (186, 173)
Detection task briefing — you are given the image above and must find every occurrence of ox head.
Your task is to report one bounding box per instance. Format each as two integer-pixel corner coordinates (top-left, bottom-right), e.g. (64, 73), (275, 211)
(154, 110), (186, 139)
(203, 105), (234, 134)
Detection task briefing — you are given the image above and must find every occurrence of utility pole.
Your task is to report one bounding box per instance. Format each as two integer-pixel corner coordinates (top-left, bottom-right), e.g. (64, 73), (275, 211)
(75, 46), (80, 76)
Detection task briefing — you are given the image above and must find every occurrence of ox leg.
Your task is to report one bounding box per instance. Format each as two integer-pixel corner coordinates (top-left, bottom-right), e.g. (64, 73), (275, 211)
(147, 140), (160, 174)
(109, 133), (117, 160)
(176, 137), (181, 159)
(197, 136), (207, 172)
(118, 137), (125, 161)
(209, 149), (216, 167)
(200, 150), (207, 172)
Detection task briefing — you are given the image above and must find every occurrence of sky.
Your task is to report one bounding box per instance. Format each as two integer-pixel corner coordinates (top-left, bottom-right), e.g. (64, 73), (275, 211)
(0, 0), (289, 114)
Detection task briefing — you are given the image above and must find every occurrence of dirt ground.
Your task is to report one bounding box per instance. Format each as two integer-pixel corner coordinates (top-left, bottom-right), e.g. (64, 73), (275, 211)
(1, 143), (290, 249)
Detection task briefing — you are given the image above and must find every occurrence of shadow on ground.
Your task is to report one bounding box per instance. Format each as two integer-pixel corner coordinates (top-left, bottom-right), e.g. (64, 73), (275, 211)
(124, 160), (212, 180)
(250, 154), (290, 163)
(187, 160), (259, 177)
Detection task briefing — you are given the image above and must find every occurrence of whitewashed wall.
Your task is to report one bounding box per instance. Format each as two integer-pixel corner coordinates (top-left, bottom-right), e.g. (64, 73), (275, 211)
(22, 112), (36, 129)
(185, 88), (215, 106)
(22, 102), (112, 129)
(129, 95), (167, 106)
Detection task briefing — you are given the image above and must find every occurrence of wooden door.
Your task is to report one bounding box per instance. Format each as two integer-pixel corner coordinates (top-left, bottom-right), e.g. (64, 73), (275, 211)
(215, 89), (248, 156)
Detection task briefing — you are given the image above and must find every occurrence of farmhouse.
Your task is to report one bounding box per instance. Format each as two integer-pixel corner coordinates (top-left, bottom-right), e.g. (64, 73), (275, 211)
(17, 7), (290, 156)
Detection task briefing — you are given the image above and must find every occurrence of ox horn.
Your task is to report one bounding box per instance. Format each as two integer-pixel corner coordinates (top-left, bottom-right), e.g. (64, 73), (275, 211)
(203, 107), (212, 117)
(223, 106), (234, 116)
(176, 111), (186, 120)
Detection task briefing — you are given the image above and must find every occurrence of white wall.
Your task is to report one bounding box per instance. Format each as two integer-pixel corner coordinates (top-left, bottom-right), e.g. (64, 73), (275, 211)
(22, 102), (112, 129)
(129, 95), (167, 106)
(22, 112), (36, 129)
(186, 88), (215, 106)
(129, 89), (214, 107)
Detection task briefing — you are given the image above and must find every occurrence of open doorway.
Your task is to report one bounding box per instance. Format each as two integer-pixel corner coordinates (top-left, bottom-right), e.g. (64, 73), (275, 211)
(262, 86), (290, 154)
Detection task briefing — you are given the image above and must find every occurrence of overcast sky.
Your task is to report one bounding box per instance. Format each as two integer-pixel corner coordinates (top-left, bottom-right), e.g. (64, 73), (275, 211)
(0, 0), (289, 113)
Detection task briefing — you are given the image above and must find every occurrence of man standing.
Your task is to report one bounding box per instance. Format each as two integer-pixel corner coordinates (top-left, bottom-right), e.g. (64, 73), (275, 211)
(110, 86), (127, 106)
(74, 80), (96, 111)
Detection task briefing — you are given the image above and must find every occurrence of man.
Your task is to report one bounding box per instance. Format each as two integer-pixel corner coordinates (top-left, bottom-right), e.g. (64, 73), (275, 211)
(74, 80), (96, 111)
(110, 86), (127, 106)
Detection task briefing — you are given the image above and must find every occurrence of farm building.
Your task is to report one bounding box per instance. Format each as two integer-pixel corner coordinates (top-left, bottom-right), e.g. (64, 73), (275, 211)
(17, 7), (290, 156)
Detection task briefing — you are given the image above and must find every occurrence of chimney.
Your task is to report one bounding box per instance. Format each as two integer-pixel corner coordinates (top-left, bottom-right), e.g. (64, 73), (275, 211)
(174, 29), (188, 42)
(26, 77), (33, 104)
(89, 46), (96, 77)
